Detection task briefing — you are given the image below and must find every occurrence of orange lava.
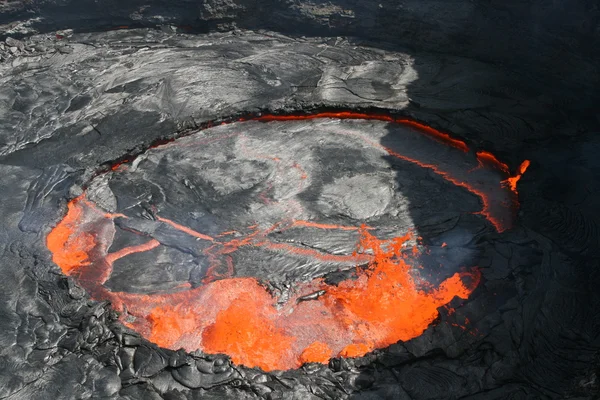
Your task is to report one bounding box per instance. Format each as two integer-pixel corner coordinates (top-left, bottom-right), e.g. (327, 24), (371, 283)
(47, 202), (481, 371)
(396, 118), (469, 152)
(248, 112), (524, 232)
(46, 112), (531, 372)
(299, 342), (333, 364)
(155, 216), (215, 242)
(476, 151), (509, 173)
(503, 159), (531, 193)
(340, 343), (373, 358)
(148, 303), (199, 348)
(105, 239), (161, 267)
(111, 160), (130, 171)
(321, 229), (479, 348)
(202, 289), (296, 371)
(46, 198), (95, 275)
(383, 144), (512, 231)
(253, 112), (468, 152)
(112, 111), (527, 232)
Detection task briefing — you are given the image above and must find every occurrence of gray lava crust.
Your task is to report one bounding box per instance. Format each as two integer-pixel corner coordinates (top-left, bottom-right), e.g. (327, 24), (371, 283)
(0, 14), (599, 400)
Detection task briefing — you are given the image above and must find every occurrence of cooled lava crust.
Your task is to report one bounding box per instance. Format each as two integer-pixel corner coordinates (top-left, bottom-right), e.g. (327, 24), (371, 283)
(46, 112), (528, 371)
(2, 26), (599, 400)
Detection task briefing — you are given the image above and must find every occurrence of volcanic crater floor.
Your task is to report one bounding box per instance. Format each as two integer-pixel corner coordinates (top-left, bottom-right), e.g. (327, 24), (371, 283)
(47, 116), (524, 371)
(0, 28), (599, 400)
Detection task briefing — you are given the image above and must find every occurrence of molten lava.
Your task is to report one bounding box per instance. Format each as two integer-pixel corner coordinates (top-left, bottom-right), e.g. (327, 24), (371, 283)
(46, 112), (530, 371)
(476, 151), (509, 173)
(503, 159), (531, 193)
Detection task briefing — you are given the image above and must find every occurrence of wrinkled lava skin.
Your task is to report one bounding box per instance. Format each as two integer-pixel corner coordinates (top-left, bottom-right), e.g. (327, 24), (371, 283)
(47, 113), (528, 371)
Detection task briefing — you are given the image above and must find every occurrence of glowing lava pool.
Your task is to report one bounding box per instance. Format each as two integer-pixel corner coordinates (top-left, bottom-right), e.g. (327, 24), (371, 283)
(47, 112), (529, 371)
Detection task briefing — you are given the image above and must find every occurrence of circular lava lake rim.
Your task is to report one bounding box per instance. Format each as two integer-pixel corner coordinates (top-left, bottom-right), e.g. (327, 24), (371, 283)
(46, 111), (529, 371)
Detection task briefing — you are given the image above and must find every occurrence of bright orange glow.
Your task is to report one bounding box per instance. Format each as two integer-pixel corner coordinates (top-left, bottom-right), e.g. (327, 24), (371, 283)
(340, 343), (372, 358)
(246, 113), (521, 232)
(299, 342), (333, 364)
(111, 111), (527, 232)
(253, 112), (468, 152)
(46, 112), (530, 372)
(148, 303), (199, 349)
(518, 159), (531, 174)
(503, 159), (531, 193)
(105, 239), (161, 266)
(47, 201), (481, 371)
(396, 118), (469, 152)
(476, 151), (509, 173)
(46, 197), (94, 275)
(202, 290), (296, 371)
(111, 159), (130, 171)
(156, 216), (215, 242)
(383, 144), (512, 231)
(322, 229), (479, 348)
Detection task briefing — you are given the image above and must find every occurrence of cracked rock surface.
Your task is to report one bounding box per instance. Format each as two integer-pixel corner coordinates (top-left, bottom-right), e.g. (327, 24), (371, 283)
(0, 26), (599, 400)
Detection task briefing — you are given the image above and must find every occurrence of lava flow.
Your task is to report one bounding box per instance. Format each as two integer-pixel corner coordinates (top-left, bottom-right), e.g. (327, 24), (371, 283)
(46, 112), (530, 371)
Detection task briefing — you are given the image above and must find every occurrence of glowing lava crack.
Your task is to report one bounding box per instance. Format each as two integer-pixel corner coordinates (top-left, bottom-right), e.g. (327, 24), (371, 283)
(47, 112), (529, 371)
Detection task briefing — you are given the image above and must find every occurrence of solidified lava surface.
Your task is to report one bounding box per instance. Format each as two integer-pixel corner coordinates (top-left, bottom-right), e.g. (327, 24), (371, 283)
(47, 114), (528, 371)
(2, 25), (599, 400)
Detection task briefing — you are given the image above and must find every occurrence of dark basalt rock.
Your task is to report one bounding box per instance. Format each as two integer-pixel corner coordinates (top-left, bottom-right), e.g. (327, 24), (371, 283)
(0, 2), (599, 399)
